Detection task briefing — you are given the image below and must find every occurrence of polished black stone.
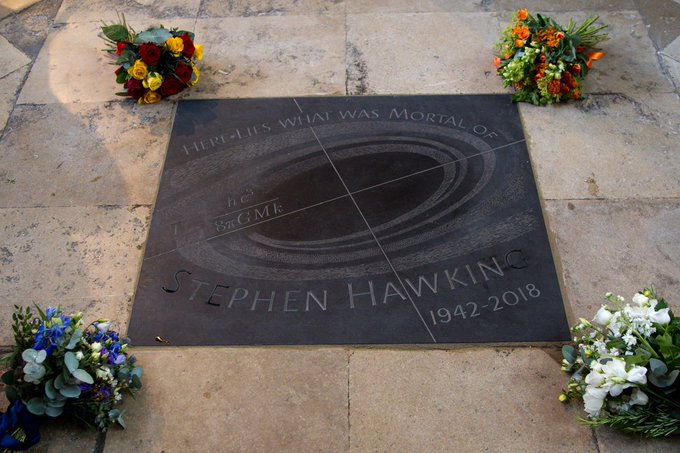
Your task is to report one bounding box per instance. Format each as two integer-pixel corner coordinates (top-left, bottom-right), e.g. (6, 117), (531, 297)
(127, 95), (570, 345)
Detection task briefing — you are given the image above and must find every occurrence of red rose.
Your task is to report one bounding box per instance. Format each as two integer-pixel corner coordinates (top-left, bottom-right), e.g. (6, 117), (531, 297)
(175, 62), (193, 83)
(116, 42), (126, 56)
(159, 77), (185, 97)
(138, 43), (161, 67)
(125, 79), (145, 100)
(180, 33), (195, 58)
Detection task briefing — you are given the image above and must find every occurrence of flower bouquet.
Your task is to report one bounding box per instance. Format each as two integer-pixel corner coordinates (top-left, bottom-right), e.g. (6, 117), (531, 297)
(100, 15), (202, 104)
(560, 288), (680, 437)
(0, 306), (142, 450)
(495, 9), (608, 105)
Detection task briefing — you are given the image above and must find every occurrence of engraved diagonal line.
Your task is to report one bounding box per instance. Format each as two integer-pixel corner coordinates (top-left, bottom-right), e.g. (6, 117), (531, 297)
(306, 124), (439, 343)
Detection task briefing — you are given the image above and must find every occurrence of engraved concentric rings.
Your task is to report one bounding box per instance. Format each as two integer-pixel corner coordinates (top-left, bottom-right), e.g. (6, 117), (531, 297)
(157, 121), (535, 280)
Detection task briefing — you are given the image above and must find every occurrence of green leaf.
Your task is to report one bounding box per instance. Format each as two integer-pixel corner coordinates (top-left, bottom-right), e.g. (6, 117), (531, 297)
(54, 373), (65, 390)
(64, 351), (79, 373)
(117, 414), (127, 429)
(33, 304), (47, 320)
(562, 345), (577, 364)
(131, 374), (142, 389)
(36, 349), (46, 364)
(5, 385), (19, 402)
(45, 405), (63, 417)
(45, 379), (58, 399)
(134, 28), (172, 45)
(27, 397), (46, 415)
(1, 369), (14, 385)
(116, 70), (129, 84)
(22, 348), (38, 362)
(115, 92), (130, 97)
(115, 49), (136, 66)
(59, 384), (81, 398)
(623, 348), (651, 367)
(649, 358), (667, 376)
(101, 24), (130, 42)
(66, 329), (83, 350)
(72, 368), (94, 384)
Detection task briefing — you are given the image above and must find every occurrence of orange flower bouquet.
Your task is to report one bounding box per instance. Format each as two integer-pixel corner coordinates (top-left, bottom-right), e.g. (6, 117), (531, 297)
(495, 9), (608, 105)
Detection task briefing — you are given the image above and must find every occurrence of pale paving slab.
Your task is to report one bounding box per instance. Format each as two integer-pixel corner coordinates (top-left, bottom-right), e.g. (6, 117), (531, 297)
(0, 102), (173, 207)
(199, 0), (346, 17)
(192, 16), (345, 98)
(346, 0), (635, 13)
(104, 348), (349, 452)
(0, 34), (30, 78)
(346, 12), (505, 95)
(545, 200), (680, 322)
(521, 93), (680, 200)
(17, 19), (195, 104)
(0, 0), (40, 20)
(0, 65), (28, 131)
(349, 348), (597, 453)
(55, 0), (201, 23)
(0, 206), (149, 345)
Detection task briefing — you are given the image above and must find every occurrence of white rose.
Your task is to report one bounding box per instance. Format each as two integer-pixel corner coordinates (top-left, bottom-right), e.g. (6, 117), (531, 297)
(649, 307), (671, 325)
(91, 342), (102, 352)
(585, 369), (605, 387)
(593, 305), (614, 325)
(632, 293), (649, 306)
(630, 388), (649, 406)
(75, 351), (84, 360)
(583, 386), (608, 416)
(626, 365), (647, 385)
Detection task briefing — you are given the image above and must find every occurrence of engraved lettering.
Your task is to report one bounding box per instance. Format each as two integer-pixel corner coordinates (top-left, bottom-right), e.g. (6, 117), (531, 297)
(162, 269), (191, 293)
(347, 281), (376, 308)
(306, 290), (327, 311)
(444, 268), (468, 289)
(251, 290), (275, 312)
(284, 290), (300, 312)
(478, 257), (504, 281)
(228, 288), (249, 308)
(207, 284), (229, 306)
(404, 274), (438, 296)
(189, 280), (210, 301)
(382, 282), (406, 304)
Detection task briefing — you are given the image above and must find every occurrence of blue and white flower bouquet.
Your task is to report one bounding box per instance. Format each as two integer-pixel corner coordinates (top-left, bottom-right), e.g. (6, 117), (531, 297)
(560, 287), (680, 437)
(1, 306), (142, 450)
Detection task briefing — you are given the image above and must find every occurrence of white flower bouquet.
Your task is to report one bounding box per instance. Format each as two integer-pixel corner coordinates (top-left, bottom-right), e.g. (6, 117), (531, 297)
(560, 287), (680, 437)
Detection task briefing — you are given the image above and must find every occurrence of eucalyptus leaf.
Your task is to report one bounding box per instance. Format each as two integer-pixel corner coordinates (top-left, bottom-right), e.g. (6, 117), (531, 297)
(562, 345), (577, 364)
(649, 358), (668, 376)
(36, 349), (47, 364)
(117, 414), (126, 429)
(21, 348), (38, 362)
(134, 28), (172, 45)
(45, 379), (58, 399)
(47, 397), (66, 407)
(72, 368), (94, 384)
(27, 397), (46, 416)
(649, 369), (679, 388)
(45, 405), (63, 417)
(131, 374), (142, 389)
(54, 373), (65, 390)
(66, 329), (83, 350)
(59, 384), (81, 398)
(64, 351), (79, 373)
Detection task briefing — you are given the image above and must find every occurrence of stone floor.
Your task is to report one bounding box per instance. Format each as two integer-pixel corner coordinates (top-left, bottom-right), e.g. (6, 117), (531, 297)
(0, 0), (679, 451)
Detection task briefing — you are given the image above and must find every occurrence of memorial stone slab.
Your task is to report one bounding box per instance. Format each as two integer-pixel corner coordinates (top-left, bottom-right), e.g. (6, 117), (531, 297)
(128, 95), (569, 345)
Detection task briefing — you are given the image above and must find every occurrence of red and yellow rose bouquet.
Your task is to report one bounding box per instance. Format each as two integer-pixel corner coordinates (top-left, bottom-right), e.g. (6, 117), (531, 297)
(100, 15), (202, 104)
(495, 9), (608, 105)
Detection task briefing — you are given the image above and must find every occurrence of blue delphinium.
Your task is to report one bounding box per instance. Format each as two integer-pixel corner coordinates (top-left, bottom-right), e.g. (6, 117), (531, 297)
(32, 308), (73, 356)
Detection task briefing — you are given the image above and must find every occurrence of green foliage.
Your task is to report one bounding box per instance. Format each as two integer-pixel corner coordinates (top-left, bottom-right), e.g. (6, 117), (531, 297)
(580, 404), (680, 437)
(134, 27), (172, 45)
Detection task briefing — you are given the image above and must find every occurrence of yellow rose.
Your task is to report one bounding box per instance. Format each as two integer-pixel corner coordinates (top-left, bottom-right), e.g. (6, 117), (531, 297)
(194, 44), (203, 60)
(189, 64), (200, 86)
(165, 37), (184, 56)
(138, 90), (162, 105)
(143, 72), (164, 91)
(128, 59), (148, 80)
